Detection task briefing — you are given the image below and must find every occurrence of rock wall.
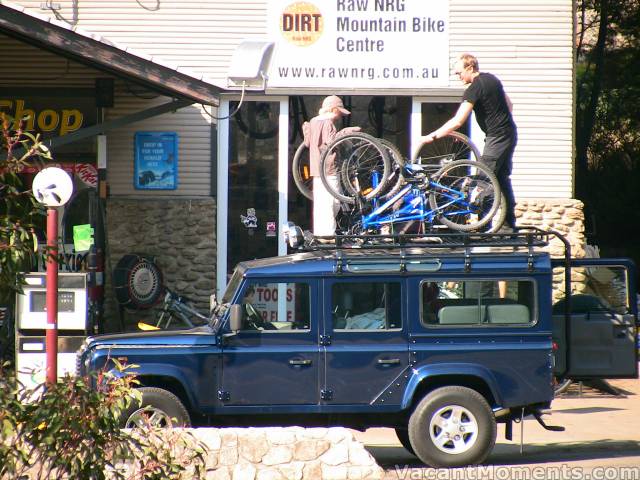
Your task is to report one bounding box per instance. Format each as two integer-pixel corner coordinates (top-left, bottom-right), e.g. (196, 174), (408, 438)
(121, 427), (384, 480)
(515, 198), (586, 302)
(104, 198), (216, 328)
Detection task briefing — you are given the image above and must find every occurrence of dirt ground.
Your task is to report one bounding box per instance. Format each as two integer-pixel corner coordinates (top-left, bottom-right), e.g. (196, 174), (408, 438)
(354, 376), (640, 479)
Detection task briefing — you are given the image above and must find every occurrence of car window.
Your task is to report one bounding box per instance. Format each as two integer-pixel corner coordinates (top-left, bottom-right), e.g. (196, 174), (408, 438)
(331, 281), (401, 331)
(421, 279), (535, 326)
(552, 265), (631, 315)
(239, 282), (310, 332)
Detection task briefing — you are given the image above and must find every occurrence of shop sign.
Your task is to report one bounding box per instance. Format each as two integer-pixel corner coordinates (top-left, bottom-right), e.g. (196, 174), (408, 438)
(267, 0), (449, 89)
(0, 95), (97, 157)
(134, 132), (178, 190)
(251, 284), (297, 323)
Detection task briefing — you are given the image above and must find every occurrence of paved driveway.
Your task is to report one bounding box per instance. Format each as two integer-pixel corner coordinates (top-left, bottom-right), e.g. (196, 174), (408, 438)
(355, 377), (640, 479)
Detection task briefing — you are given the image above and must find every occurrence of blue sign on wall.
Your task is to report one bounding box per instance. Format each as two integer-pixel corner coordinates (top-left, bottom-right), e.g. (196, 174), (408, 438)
(134, 132), (178, 190)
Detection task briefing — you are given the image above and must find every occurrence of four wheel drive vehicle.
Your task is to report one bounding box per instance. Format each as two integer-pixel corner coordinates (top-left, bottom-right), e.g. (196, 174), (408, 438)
(76, 228), (639, 468)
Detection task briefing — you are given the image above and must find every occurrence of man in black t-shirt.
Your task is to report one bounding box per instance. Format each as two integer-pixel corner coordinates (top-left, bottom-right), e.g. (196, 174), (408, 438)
(418, 53), (518, 231)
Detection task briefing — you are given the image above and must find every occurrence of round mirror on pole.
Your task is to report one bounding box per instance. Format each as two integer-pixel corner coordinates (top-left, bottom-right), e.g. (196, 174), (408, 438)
(32, 167), (74, 385)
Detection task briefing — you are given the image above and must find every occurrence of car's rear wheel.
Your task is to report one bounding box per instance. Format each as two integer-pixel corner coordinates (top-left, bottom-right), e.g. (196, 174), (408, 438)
(408, 386), (496, 467)
(395, 427), (416, 455)
(123, 387), (191, 428)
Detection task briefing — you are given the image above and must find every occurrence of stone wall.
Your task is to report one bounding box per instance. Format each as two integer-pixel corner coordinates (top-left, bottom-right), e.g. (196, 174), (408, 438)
(514, 198), (586, 301)
(104, 198), (216, 329)
(121, 427), (384, 480)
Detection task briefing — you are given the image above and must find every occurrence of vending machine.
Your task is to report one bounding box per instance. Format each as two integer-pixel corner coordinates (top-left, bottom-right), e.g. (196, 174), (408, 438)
(15, 272), (89, 390)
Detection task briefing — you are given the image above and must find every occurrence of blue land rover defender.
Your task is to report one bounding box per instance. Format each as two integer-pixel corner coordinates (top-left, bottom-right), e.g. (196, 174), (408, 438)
(77, 228), (638, 467)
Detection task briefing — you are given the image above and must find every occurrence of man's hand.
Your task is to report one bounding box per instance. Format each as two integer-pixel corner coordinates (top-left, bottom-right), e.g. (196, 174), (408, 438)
(420, 134), (437, 144)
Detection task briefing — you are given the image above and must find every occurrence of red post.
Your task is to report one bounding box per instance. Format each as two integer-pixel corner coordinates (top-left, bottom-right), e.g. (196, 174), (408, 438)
(46, 207), (58, 386)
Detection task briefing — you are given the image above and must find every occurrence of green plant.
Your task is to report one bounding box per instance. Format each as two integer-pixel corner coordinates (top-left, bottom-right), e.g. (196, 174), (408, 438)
(0, 112), (49, 304)
(0, 360), (207, 480)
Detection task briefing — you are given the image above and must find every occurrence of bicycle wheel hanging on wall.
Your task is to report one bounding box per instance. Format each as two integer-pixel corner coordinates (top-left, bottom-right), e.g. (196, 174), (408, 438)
(292, 143), (313, 200)
(113, 254), (164, 310)
(412, 131), (480, 168)
(232, 101), (279, 140)
(429, 160), (501, 232)
(320, 132), (391, 204)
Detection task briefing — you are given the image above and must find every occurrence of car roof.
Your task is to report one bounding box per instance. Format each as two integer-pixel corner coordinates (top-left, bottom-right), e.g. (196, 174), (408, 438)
(237, 248), (552, 277)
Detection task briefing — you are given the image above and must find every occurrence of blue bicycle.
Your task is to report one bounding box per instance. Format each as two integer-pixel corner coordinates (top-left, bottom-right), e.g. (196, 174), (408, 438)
(315, 132), (505, 234)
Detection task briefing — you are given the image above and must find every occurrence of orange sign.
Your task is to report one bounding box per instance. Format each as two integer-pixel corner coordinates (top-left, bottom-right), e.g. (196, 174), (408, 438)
(280, 2), (324, 46)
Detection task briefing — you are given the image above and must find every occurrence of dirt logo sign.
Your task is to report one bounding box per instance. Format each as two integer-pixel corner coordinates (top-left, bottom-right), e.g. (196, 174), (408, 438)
(268, 0), (450, 89)
(280, 2), (324, 46)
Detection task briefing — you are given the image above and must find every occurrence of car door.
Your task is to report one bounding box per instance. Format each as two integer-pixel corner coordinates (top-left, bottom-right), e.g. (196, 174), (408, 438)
(322, 277), (409, 405)
(221, 279), (320, 405)
(552, 259), (638, 379)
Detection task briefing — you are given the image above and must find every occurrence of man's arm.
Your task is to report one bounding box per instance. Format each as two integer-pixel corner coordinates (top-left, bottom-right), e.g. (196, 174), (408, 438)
(417, 101), (474, 147)
(505, 93), (513, 113)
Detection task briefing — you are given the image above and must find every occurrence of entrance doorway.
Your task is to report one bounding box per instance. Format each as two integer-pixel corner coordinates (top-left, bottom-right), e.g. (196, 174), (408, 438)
(217, 95), (470, 295)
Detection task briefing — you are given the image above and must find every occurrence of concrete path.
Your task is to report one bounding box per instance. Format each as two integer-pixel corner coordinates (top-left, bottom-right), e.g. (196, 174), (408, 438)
(354, 377), (640, 479)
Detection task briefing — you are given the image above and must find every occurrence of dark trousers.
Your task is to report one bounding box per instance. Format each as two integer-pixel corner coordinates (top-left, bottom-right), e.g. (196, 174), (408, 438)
(481, 131), (518, 228)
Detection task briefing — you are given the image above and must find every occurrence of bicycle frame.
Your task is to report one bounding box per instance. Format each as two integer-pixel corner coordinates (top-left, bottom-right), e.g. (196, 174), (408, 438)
(360, 175), (480, 231)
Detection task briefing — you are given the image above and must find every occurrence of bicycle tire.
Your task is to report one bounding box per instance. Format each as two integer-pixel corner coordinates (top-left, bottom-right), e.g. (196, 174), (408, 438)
(486, 193), (507, 233)
(412, 131), (480, 166)
(320, 132), (390, 204)
(233, 101), (278, 140)
(429, 160), (501, 232)
(292, 143), (313, 200)
(377, 138), (406, 201)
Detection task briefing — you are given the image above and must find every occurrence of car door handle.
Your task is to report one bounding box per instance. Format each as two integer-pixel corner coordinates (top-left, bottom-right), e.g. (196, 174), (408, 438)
(289, 359), (312, 366)
(377, 358), (401, 365)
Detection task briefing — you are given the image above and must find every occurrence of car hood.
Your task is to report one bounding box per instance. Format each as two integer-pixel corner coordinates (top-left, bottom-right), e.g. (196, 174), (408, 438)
(86, 325), (217, 348)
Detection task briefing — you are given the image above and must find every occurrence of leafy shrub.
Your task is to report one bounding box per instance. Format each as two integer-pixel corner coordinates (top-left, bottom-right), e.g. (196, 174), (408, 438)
(0, 361), (207, 480)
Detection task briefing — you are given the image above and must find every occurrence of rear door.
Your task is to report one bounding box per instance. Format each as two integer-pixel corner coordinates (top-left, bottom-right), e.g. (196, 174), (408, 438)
(321, 277), (409, 405)
(552, 259), (638, 379)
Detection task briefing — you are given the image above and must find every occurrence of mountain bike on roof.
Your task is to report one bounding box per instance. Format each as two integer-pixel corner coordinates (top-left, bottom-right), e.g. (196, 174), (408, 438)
(292, 131), (506, 235)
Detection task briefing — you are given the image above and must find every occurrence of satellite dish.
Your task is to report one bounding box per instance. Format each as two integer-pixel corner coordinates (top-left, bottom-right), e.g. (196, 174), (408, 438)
(32, 167), (74, 207)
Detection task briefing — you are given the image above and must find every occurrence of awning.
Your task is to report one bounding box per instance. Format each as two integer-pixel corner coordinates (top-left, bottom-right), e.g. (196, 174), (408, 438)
(0, 1), (221, 105)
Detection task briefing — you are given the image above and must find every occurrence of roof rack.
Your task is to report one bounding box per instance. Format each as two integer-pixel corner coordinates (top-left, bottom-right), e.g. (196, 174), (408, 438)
(284, 224), (572, 272)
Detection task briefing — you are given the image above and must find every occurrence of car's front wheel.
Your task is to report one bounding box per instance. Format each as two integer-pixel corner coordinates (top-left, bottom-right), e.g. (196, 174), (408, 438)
(408, 386), (496, 467)
(122, 387), (191, 428)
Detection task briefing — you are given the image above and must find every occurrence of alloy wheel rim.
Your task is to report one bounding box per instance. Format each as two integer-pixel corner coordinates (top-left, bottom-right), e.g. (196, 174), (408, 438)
(429, 404), (479, 454)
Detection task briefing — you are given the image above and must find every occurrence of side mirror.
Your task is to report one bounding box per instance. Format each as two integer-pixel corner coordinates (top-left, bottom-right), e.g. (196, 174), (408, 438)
(229, 304), (244, 331)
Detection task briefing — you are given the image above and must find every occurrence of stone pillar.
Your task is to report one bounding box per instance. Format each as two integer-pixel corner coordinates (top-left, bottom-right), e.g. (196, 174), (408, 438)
(515, 198), (586, 302)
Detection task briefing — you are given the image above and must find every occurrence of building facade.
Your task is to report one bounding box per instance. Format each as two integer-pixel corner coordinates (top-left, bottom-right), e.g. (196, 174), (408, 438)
(0, 0), (580, 330)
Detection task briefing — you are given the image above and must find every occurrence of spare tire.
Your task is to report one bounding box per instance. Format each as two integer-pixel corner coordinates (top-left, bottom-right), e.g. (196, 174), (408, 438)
(113, 254), (163, 310)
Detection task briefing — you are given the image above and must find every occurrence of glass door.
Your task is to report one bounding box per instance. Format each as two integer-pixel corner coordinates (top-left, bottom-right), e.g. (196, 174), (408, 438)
(217, 98), (288, 296)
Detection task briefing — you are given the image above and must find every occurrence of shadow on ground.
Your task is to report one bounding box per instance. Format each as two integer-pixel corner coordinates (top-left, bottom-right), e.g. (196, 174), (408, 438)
(367, 439), (640, 470)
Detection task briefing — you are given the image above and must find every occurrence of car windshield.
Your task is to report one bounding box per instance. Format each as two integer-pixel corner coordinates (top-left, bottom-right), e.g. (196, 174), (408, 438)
(209, 268), (243, 329)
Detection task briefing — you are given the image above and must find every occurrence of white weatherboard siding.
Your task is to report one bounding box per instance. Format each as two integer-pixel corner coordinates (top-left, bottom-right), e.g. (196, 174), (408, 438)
(450, 1), (574, 199)
(105, 92), (213, 197)
(15, 0), (574, 199)
(0, 32), (213, 197)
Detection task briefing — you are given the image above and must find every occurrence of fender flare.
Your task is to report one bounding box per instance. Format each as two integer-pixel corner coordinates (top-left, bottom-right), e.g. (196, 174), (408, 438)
(401, 363), (503, 410)
(108, 363), (198, 410)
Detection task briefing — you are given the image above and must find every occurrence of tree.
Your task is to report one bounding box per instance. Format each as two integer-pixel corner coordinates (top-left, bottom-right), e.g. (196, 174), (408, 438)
(575, 0), (640, 263)
(0, 113), (49, 304)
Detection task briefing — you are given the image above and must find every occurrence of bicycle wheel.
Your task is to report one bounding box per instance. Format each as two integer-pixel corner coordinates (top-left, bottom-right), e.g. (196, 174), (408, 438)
(377, 138), (406, 201)
(412, 131), (480, 168)
(292, 143), (313, 200)
(320, 132), (390, 204)
(486, 193), (507, 233)
(429, 160), (501, 232)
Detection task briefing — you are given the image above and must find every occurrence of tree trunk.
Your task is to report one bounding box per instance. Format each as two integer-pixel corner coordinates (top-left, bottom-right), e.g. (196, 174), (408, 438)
(576, 0), (608, 196)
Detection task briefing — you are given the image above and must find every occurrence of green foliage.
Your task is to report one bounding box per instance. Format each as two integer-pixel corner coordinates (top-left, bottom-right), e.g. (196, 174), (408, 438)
(0, 112), (48, 304)
(575, 0), (640, 266)
(0, 361), (207, 480)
